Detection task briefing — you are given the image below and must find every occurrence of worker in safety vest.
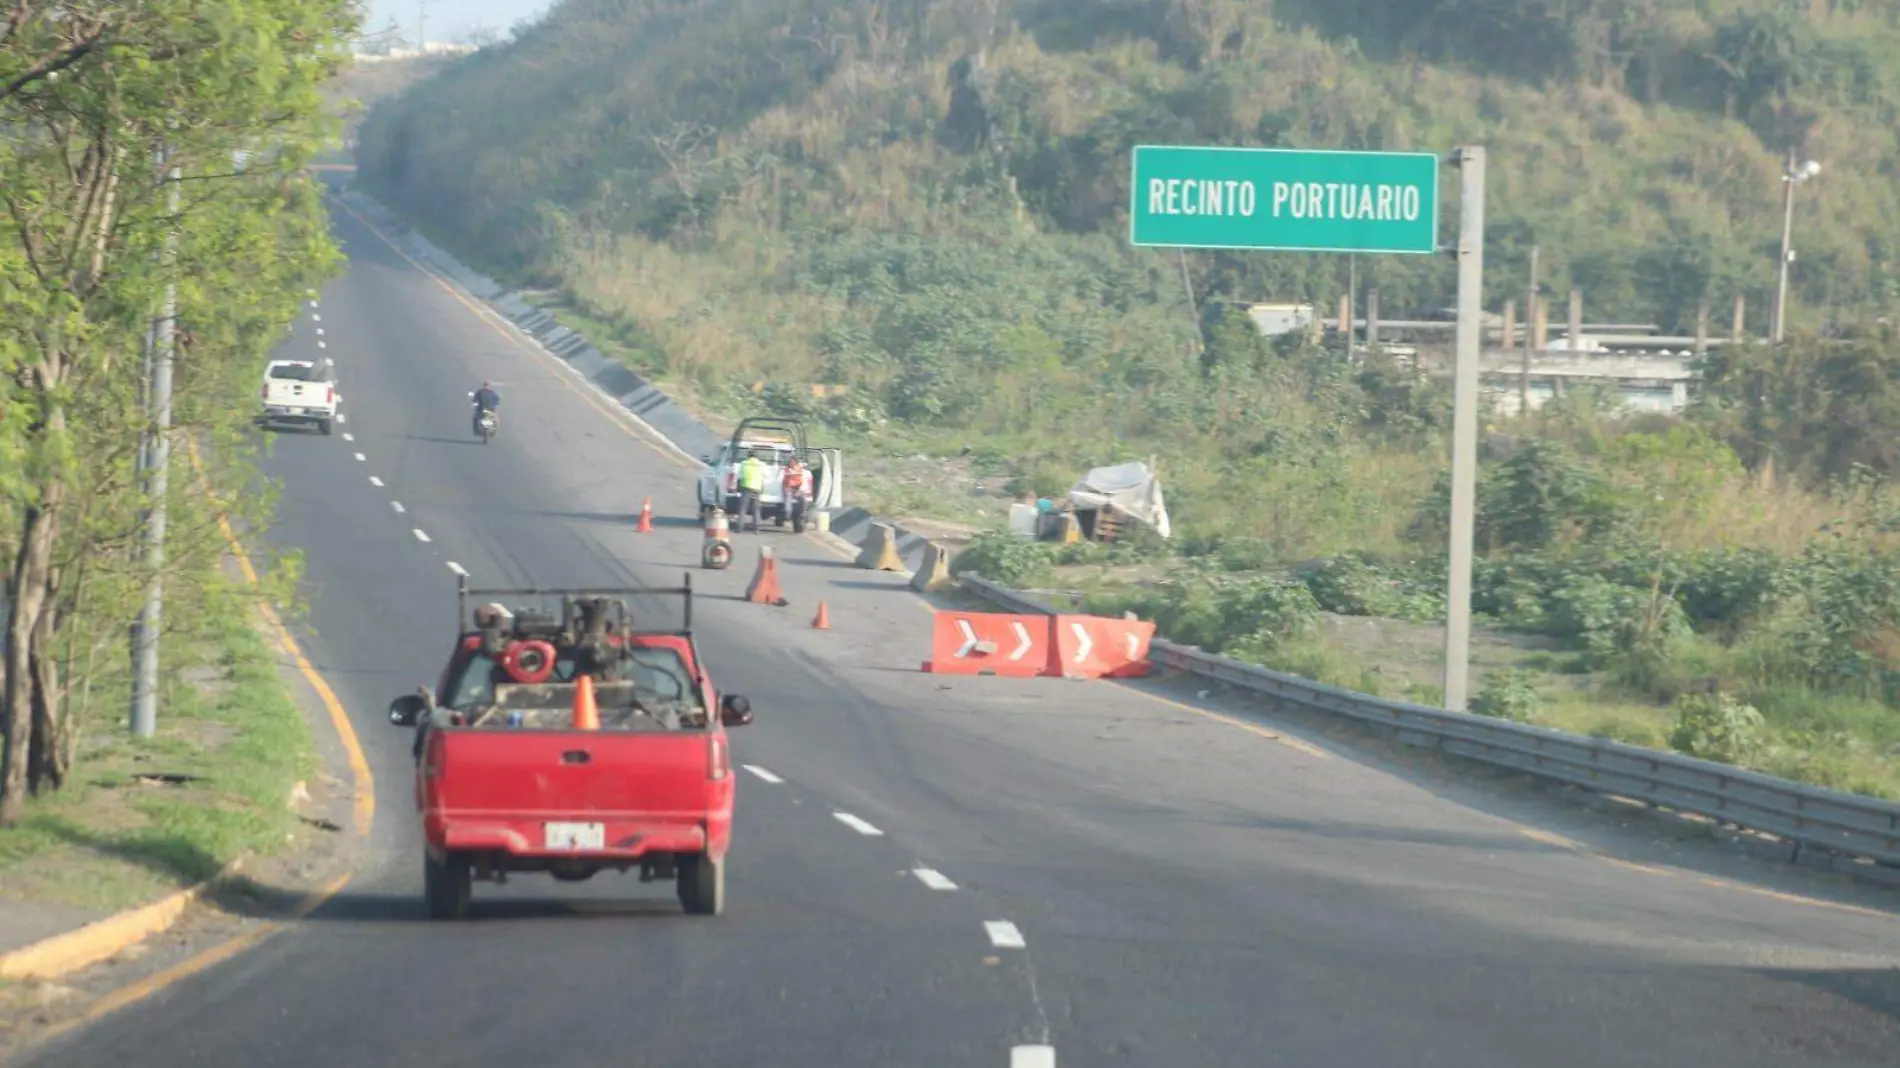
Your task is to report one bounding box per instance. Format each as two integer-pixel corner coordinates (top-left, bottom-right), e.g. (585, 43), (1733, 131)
(782, 456), (813, 524)
(736, 451), (768, 532)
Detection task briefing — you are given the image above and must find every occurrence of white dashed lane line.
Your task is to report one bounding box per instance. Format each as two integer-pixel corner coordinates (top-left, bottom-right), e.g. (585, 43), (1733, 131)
(412, 528), (430, 543)
(984, 921), (1026, 949)
(832, 812), (883, 837)
(446, 561), (467, 576)
(1011, 1046), (1056, 1068)
(742, 765), (783, 784)
(912, 868), (957, 891)
(368, 476), (383, 487)
(312, 314), (321, 322)
(318, 340), (326, 349)
(342, 432), (354, 442)
(391, 501), (405, 514)
(336, 413), (347, 424)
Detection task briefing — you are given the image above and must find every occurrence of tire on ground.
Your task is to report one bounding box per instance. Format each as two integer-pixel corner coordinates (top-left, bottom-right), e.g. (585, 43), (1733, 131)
(424, 850), (472, 920)
(677, 851), (725, 916)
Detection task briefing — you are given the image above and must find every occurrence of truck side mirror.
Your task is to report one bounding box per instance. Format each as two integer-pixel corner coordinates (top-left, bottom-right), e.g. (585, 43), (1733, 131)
(719, 694), (753, 727)
(389, 693), (428, 727)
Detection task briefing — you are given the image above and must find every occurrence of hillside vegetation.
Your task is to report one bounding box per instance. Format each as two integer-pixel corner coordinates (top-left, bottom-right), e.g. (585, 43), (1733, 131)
(358, 0), (1900, 798)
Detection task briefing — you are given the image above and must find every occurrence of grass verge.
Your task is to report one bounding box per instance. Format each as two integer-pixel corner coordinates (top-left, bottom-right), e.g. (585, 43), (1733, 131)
(0, 572), (315, 919)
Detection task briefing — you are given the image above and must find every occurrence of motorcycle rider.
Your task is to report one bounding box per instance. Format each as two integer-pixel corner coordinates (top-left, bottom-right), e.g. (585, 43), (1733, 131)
(471, 381), (500, 435)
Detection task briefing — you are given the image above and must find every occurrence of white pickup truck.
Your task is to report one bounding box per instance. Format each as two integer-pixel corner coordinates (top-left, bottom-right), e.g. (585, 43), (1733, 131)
(257, 358), (340, 435)
(696, 416), (842, 533)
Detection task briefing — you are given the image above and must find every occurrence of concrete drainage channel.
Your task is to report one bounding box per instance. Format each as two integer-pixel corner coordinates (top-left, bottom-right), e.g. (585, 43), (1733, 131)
(333, 185), (1900, 893)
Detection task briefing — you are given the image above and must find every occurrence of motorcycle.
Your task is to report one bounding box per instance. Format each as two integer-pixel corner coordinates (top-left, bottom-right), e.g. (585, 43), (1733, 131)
(469, 393), (498, 444)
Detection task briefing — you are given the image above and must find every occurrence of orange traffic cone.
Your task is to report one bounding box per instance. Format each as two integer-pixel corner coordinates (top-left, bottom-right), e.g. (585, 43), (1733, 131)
(811, 601), (830, 629)
(636, 497), (654, 533)
(572, 673), (600, 730)
(745, 546), (787, 606)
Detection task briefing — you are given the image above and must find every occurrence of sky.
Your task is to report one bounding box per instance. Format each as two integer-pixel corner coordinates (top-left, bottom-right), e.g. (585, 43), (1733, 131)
(362, 0), (553, 43)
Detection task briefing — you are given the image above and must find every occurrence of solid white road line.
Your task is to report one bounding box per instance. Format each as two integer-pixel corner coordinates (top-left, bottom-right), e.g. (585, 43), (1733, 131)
(412, 528), (430, 543)
(446, 561), (467, 576)
(742, 765), (783, 784)
(832, 812), (883, 837)
(913, 868), (958, 891)
(1010, 1046), (1056, 1068)
(984, 921), (1026, 949)
(368, 476), (383, 487)
(391, 501), (405, 514)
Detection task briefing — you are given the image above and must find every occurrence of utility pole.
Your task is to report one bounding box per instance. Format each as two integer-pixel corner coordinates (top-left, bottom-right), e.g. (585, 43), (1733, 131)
(1442, 145), (1486, 713)
(1520, 244), (1538, 415)
(131, 143), (179, 739)
(1772, 152), (1822, 344)
(417, 0), (429, 51)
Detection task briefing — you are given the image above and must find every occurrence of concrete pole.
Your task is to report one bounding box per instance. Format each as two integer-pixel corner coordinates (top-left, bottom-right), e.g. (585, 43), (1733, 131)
(1443, 146), (1486, 713)
(1365, 288), (1380, 351)
(1568, 287), (1583, 352)
(1732, 294), (1746, 342)
(1772, 152), (1798, 343)
(1521, 244), (1538, 413)
(131, 145), (179, 739)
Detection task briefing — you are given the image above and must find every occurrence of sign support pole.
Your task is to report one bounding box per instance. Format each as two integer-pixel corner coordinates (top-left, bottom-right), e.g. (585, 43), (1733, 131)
(1442, 145), (1486, 712)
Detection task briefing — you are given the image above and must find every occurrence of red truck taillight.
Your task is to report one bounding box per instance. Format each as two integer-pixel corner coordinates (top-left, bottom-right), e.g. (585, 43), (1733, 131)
(709, 736), (728, 781)
(326, 385), (335, 404)
(260, 383), (268, 400)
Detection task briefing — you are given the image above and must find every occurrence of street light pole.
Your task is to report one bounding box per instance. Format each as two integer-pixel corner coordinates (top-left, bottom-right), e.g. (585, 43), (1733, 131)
(1771, 152), (1821, 344)
(131, 143), (179, 739)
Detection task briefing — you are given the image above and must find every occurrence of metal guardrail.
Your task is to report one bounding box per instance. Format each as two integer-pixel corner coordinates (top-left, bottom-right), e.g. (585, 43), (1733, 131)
(958, 574), (1900, 868)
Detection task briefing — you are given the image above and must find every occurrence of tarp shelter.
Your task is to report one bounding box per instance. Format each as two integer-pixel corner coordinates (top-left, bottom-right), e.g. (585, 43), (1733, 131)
(1067, 461), (1171, 540)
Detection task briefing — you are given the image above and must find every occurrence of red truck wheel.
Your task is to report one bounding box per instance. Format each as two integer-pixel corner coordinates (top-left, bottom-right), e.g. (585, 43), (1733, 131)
(677, 852), (725, 916)
(424, 851), (471, 920)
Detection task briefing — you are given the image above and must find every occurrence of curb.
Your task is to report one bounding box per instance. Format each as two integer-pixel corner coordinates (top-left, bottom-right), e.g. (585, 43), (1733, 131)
(328, 183), (956, 577)
(0, 859), (243, 982)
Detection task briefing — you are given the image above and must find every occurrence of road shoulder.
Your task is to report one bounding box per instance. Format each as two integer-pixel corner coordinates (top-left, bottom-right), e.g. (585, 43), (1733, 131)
(0, 558), (362, 1060)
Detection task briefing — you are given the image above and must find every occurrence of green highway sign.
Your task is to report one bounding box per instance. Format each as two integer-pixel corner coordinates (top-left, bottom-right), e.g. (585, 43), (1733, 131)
(1129, 145), (1441, 255)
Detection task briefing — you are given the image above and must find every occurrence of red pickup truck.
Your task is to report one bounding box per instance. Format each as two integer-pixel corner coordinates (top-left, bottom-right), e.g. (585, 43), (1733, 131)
(388, 577), (753, 920)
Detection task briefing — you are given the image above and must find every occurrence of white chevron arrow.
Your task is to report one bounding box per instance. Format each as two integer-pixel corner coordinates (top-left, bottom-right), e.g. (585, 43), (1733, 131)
(956, 619), (979, 658)
(1071, 622), (1092, 663)
(1009, 621), (1034, 661)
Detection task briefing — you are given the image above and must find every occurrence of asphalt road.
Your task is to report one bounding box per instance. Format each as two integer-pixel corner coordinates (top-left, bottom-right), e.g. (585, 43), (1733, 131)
(21, 193), (1900, 1068)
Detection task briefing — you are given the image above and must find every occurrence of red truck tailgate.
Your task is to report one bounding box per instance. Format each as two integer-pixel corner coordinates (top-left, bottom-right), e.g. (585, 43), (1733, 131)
(422, 729), (734, 858)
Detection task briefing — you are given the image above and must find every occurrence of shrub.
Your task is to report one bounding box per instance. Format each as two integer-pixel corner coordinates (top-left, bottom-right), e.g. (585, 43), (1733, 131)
(950, 532), (1059, 588)
(1667, 692), (1767, 766)
(1470, 669), (1543, 723)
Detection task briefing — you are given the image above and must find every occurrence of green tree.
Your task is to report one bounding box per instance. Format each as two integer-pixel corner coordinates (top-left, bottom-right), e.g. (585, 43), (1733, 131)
(0, 0), (353, 822)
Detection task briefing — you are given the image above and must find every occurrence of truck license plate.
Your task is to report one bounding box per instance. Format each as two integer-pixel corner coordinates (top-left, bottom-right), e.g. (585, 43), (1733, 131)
(544, 822), (604, 850)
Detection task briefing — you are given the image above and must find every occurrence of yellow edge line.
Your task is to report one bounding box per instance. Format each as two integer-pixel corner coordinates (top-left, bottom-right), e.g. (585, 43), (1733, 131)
(0, 860), (242, 982)
(332, 197), (698, 474)
(30, 873), (355, 1049)
(185, 439), (374, 835)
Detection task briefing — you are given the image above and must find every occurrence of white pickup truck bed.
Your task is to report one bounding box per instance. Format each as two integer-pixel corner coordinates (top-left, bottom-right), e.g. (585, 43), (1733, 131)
(258, 359), (338, 435)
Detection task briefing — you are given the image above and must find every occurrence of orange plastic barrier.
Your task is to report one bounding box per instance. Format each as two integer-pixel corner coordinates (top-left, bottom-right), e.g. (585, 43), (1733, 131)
(921, 612), (1050, 677)
(1051, 615), (1155, 679)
